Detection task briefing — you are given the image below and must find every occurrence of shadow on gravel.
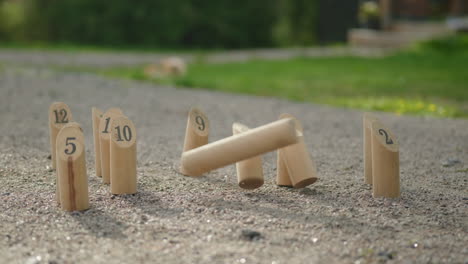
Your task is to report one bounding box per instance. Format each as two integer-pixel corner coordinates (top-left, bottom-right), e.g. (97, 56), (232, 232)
(71, 209), (128, 239)
(119, 191), (184, 218)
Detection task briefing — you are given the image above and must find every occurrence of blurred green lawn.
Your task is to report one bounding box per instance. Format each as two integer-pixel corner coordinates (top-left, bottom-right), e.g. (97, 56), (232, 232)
(98, 36), (468, 118)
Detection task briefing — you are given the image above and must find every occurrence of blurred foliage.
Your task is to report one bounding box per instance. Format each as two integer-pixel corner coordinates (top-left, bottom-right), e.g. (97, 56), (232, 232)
(0, 0), (321, 48)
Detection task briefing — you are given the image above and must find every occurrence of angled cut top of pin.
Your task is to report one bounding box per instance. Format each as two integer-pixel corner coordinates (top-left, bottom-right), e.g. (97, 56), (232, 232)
(92, 107), (104, 119)
(111, 116), (137, 147)
(56, 125), (85, 161)
(107, 107), (123, 115)
(62, 122), (83, 133)
(99, 111), (123, 140)
(49, 102), (73, 128)
(279, 113), (303, 132)
(371, 120), (399, 152)
(363, 112), (379, 129)
(189, 107), (209, 137)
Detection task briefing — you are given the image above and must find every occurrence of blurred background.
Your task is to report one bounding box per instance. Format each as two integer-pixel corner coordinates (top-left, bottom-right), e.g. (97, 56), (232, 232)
(0, 0), (467, 117)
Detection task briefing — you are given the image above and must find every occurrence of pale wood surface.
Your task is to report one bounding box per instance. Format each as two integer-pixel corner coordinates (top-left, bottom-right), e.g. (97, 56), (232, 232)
(363, 113), (379, 185)
(99, 109), (123, 184)
(232, 123), (264, 190)
(181, 118), (298, 176)
(110, 116), (137, 194)
(180, 107), (209, 175)
(276, 113), (303, 187)
(92, 107), (103, 177)
(56, 125), (89, 211)
(48, 102), (73, 170)
(371, 120), (400, 198)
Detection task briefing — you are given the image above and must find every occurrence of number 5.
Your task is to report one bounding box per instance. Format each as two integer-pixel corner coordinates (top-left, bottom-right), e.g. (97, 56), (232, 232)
(65, 137), (77, 155)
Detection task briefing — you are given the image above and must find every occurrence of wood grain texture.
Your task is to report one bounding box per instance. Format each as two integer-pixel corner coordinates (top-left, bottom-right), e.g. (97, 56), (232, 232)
(48, 102), (73, 170)
(180, 107), (209, 175)
(363, 113), (379, 185)
(92, 107), (103, 177)
(99, 109), (123, 184)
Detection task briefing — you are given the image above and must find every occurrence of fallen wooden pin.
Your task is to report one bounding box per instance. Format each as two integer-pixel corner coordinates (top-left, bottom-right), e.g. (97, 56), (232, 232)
(56, 123), (89, 211)
(232, 123), (264, 190)
(99, 108), (123, 184)
(276, 114), (318, 188)
(110, 116), (137, 194)
(371, 119), (400, 198)
(180, 118), (298, 177)
(180, 108), (209, 175)
(49, 102), (73, 170)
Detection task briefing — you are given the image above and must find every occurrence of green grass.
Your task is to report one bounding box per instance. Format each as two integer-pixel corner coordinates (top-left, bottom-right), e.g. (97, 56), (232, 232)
(27, 35), (468, 118)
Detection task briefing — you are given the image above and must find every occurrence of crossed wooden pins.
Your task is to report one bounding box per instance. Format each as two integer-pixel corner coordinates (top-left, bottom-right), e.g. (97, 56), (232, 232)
(179, 107), (318, 189)
(49, 103), (400, 212)
(49, 102), (137, 212)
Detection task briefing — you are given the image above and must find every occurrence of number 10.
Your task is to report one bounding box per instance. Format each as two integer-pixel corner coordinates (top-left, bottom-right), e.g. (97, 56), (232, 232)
(116, 125), (132, 141)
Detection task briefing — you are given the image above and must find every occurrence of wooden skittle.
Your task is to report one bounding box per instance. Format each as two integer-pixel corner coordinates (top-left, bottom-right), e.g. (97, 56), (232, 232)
(99, 109), (123, 184)
(232, 123), (264, 190)
(92, 107), (103, 177)
(371, 120), (400, 198)
(276, 114), (303, 187)
(56, 124), (89, 211)
(49, 102), (73, 170)
(110, 116), (137, 194)
(363, 113), (379, 184)
(180, 118), (298, 177)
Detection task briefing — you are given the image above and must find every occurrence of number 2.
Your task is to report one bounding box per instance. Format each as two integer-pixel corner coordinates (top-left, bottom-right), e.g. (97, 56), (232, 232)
(195, 116), (205, 131)
(64, 137), (76, 155)
(378, 129), (393, 145)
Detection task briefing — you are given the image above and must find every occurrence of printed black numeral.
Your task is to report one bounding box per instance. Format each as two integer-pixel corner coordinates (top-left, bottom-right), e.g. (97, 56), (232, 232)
(116, 125), (132, 141)
(102, 117), (111, 133)
(53, 109), (68, 124)
(378, 129), (393, 145)
(64, 137), (77, 155)
(195, 116), (205, 131)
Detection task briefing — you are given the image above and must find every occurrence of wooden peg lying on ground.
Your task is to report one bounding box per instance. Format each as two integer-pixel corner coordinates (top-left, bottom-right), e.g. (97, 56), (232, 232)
(49, 102), (73, 170)
(92, 107), (103, 177)
(56, 123), (89, 211)
(110, 116), (137, 194)
(371, 120), (400, 198)
(232, 123), (264, 190)
(276, 114), (317, 188)
(99, 108), (123, 184)
(180, 118), (298, 177)
(363, 113), (379, 184)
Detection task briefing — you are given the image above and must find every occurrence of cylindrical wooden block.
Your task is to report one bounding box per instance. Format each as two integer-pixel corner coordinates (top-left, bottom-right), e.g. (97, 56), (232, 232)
(276, 113), (303, 187)
(371, 121), (400, 198)
(363, 113), (379, 185)
(181, 118), (298, 177)
(232, 123), (264, 190)
(99, 109), (123, 184)
(55, 122), (83, 204)
(183, 107), (210, 152)
(92, 107), (103, 177)
(110, 116), (137, 194)
(48, 102), (73, 170)
(56, 124), (89, 211)
(280, 130), (318, 188)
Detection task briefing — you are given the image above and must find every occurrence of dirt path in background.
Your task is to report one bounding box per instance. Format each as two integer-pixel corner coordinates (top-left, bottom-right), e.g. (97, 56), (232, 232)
(0, 46), (393, 68)
(0, 65), (466, 263)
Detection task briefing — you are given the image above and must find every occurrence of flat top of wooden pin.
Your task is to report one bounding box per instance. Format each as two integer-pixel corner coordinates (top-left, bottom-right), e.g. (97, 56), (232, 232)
(189, 107), (209, 137)
(62, 122), (83, 133)
(111, 116), (136, 147)
(99, 110), (123, 140)
(371, 120), (399, 152)
(49, 102), (73, 128)
(56, 125), (84, 161)
(279, 113), (303, 132)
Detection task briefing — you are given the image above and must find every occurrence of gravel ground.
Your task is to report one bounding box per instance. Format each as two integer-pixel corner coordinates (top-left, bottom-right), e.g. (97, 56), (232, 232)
(0, 65), (467, 264)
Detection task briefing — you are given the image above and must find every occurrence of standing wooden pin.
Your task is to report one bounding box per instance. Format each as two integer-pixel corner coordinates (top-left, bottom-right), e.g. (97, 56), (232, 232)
(233, 123), (264, 190)
(99, 108), (123, 184)
(181, 118), (298, 177)
(276, 114), (318, 188)
(363, 113), (379, 184)
(110, 116), (137, 194)
(276, 114), (303, 187)
(48, 102), (73, 170)
(56, 123), (89, 211)
(55, 122), (83, 204)
(92, 107), (103, 177)
(371, 120), (400, 198)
